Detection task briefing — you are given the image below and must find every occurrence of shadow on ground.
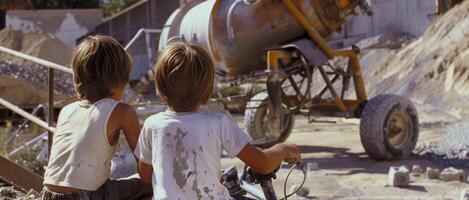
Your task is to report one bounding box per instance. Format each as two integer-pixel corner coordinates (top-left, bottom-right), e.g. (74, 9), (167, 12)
(293, 145), (468, 175)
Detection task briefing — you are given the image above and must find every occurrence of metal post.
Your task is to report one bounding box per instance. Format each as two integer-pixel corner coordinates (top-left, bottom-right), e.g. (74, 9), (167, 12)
(144, 31), (153, 69)
(47, 68), (54, 159)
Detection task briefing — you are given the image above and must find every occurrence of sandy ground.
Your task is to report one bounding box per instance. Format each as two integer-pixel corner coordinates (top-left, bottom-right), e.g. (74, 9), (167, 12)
(221, 114), (468, 200)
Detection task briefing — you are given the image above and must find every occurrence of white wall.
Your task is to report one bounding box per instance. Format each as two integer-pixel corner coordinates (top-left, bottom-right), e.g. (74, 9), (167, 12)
(332, 0), (437, 46)
(6, 9), (103, 48)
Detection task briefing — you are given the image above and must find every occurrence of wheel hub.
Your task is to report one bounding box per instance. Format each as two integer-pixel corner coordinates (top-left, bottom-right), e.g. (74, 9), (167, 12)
(386, 111), (412, 150)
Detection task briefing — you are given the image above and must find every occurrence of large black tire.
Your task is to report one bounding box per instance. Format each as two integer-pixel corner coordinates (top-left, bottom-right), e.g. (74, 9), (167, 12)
(360, 94), (419, 161)
(244, 92), (295, 148)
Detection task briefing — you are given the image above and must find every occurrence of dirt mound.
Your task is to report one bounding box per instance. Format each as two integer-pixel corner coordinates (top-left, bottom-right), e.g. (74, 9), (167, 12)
(356, 32), (414, 50)
(0, 29), (72, 65)
(365, 1), (469, 118)
(0, 29), (74, 105)
(358, 1), (469, 164)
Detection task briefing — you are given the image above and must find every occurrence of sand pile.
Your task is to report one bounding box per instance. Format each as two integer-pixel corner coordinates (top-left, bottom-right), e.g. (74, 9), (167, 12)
(356, 1), (469, 164)
(0, 29), (72, 66)
(364, 1), (469, 118)
(0, 29), (74, 106)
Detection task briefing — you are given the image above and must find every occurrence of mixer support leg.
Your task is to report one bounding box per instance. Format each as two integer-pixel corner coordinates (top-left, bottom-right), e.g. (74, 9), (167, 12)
(266, 50), (291, 117)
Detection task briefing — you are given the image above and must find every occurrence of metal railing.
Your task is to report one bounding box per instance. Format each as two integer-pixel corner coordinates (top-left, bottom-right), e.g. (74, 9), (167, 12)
(124, 28), (161, 75)
(0, 46), (72, 155)
(0, 28), (162, 159)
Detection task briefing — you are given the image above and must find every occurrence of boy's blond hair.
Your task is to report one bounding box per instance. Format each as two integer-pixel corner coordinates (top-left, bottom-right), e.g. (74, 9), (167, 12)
(155, 42), (214, 112)
(71, 35), (132, 102)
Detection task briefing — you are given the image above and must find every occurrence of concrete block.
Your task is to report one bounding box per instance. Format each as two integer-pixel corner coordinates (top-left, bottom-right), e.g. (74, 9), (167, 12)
(461, 189), (469, 200)
(412, 165), (424, 176)
(440, 167), (464, 182)
(307, 162), (319, 171)
(388, 166), (410, 187)
(426, 167), (441, 180)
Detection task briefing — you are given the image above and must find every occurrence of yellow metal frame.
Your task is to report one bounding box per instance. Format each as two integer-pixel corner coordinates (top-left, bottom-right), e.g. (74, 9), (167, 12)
(280, 0), (368, 113)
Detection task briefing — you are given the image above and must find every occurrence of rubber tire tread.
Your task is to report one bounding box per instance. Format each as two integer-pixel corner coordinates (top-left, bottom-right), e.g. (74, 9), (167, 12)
(360, 94), (419, 161)
(244, 92), (294, 148)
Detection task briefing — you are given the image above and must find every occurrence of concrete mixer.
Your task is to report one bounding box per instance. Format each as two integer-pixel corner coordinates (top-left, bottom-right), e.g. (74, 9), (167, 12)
(159, 0), (419, 161)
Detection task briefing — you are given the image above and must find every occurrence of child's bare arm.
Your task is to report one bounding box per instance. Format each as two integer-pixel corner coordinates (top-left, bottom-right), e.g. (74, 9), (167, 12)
(237, 143), (301, 175)
(138, 161), (153, 184)
(119, 104), (140, 153)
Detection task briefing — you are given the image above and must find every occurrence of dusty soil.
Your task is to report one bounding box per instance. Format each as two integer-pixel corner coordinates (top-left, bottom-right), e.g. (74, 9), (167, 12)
(221, 112), (468, 200)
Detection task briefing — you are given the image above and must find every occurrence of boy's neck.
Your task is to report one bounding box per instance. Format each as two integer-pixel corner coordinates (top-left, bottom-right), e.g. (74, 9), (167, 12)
(168, 105), (200, 113)
(81, 95), (119, 104)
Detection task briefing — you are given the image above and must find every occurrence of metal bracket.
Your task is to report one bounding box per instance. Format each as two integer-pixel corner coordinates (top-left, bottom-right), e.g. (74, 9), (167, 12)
(281, 39), (329, 67)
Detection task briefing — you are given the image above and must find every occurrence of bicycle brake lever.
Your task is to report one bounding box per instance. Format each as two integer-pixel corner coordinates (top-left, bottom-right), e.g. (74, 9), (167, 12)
(297, 162), (307, 174)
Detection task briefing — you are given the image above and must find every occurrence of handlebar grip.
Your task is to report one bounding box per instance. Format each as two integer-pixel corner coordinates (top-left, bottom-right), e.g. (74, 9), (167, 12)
(297, 162), (307, 174)
(284, 157), (298, 164)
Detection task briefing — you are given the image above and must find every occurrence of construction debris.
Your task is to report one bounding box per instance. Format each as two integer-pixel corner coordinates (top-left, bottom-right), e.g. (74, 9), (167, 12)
(411, 165), (424, 177)
(415, 123), (469, 167)
(0, 186), (23, 199)
(440, 167), (465, 182)
(388, 166), (410, 187)
(306, 162), (319, 171)
(0, 186), (39, 200)
(426, 167), (441, 180)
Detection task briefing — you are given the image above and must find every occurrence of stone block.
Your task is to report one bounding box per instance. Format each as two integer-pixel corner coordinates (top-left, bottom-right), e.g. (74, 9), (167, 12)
(412, 165), (424, 176)
(426, 167), (441, 180)
(440, 167), (464, 182)
(388, 166), (410, 187)
(307, 162), (319, 171)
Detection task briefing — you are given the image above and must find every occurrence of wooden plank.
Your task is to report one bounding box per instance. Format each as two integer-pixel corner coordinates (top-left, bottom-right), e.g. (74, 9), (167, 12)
(0, 155), (43, 193)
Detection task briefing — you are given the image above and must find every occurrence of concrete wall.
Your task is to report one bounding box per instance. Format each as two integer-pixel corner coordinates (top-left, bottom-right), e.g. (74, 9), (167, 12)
(6, 9), (103, 48)
(332, 0), (437, 47)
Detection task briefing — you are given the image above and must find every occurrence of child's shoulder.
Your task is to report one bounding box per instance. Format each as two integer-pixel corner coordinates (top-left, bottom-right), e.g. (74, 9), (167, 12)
(142, 112), (169, 128)
(60, 101), (80, 114)
(142, 111), (227, 127)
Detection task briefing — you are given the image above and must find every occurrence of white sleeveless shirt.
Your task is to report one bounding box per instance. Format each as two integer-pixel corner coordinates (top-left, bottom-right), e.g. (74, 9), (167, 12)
(44, 98), (118, 191)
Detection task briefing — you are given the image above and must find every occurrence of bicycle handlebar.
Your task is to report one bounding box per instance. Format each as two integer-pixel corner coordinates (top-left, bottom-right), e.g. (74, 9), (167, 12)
(221, 162), (307, 200)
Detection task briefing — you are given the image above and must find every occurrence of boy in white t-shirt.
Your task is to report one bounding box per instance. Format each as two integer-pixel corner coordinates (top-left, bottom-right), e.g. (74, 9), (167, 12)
(135, 42), (302, 200)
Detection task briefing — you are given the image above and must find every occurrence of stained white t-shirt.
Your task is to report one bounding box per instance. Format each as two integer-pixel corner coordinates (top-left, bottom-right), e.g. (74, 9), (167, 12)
(135, 110), (252, 200)
(44, 98), (118, 190)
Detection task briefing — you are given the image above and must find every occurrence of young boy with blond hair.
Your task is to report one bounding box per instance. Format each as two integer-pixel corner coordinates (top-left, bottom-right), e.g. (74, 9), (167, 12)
(135, 42), (302, 199)
(42, 35), (151, 200)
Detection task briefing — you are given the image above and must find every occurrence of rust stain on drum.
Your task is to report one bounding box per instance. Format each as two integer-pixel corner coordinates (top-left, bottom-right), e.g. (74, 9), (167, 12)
(209, 0), (224, 62)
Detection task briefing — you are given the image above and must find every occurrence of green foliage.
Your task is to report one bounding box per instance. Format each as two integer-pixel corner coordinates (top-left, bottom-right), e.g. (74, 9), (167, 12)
(100, 0), (140, 17)
(10, 149), (46, 176)
(0, 0), (140, 18)
(0, 122), (46, 176)
(0, 125), (9, 156)
(0, 0), (100, 10)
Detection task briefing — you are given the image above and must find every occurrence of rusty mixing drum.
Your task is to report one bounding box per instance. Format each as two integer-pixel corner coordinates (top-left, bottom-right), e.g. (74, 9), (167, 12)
(159, 0), (367, 77)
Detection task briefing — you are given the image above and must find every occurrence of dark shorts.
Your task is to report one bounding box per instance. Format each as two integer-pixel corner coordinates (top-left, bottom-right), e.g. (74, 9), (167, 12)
(42, 178), (152, 200)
